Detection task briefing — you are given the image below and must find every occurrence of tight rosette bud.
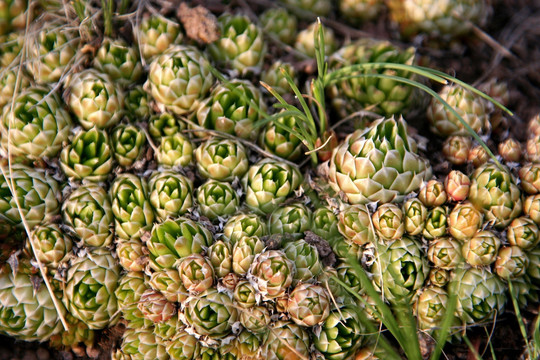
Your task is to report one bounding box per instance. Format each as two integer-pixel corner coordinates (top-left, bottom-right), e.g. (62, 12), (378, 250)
(427, 237), (463, 270)
(29, 224), (72, 270)
(260, 8), (297, 45)
(111, 174), (154, 240)
(371, 236), (429, 304)
(337, 261), (364, 295)
(62, 185), (113, 248)
(147, 45), (214, 115)
(120, 327), (168, 360)
(194, 79), (264, 141)
(197, 180), (240, 220)
(526, 135), (540, 163)
(468, 163), (522, 228)
(519, 163), (540, 195)
(93, 38), (143, 88)
(495, 246), (529, 280)
(428, 85), (488, 137)
(422, 206), (448, 240)
(372, 203), (405, 242)
(27, 24), (79, 84)
(183, 288), (239, 339)
(233, 280), (258, 308)
(328, 117), (432, 204)
(115, 272), (150, 329)
(328, 40), (422, 118)
(402, 198), (427, 236)
(418, 179), (447, 207)
(287, 283), (330, 327)
(178, 253), (215, 294)
(195, 138), (249, 181)
(313, 307), (366, 360)
(312, 205), (341, 241)
(0, 67), (29, 109)
(263, 321), (311, 360)
(125, 86), (151, 121)
(1, 86), (72, 160)
(136, 14), (183, 62)
(208, 240), (233, 278)
(149, 171), (193, 221)
(295, 21), (337, 58)
(166, 329), (200, 360)
(261, 61), (297, 96)
(468, 145), (490, 167)
(283, 239), (323, 283)
(442, 135), (471, 165)
(0, 164), (60, 229)
(243, 158), (303, 214)
(450, 267), (506, 324)
(507, 216), (540, 250)
(525, 195), (540, 225)
(448, 201), (483, 241)
(67, 69), (124, 130)
(223, 213), (268, 245)
(444, 170), (470, 202)
(498, 138), (521, 163)
(110, 124), (146, 168)
(462, 230), (501, 267)
(240, 305), (271, 334)
(156, 133), (193, 168)
(208, 14), (266, 75)
(116, 240), (145, 272)
(249, 250), (295, 299)
(60, 127), (113, 182)
(429, 268), (450, 287)
(65, 249), (120, 329)
(269, 203), (312, 240)
(528, 247), (540, 284)
(233, 236), (265, 276)
(148, 268), (188, 304)
(148, 113), (185, 141)
(338, 204), (374, 245)
(259, 111), (304, 161)
(415, 286), (449, 331)
(138, 289), (177, 324)
(147, 217), (213, 270)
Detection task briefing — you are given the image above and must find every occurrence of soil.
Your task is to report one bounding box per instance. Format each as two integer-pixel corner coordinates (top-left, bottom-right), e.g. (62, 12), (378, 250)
(1, 0), (540, 359)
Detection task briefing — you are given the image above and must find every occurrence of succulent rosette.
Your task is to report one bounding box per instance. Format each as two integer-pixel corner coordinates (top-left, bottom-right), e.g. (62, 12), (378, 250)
(137, 289), (177, 324)
(146, 45), (214, 115)
(371, 236), (429, 304)
(450, 267), (506, 324)
(239, 305), (271, 334)
(27, 23), (79, 84)
(232, 236), (265, 276)
(110, 174), (154, 240)
(208, 14), (266, 75)
(498, 138), (522, 163)
(197, 180), (240, 220)
(64, 249), (120, 329)
(519, 163), (540, 194)
(125, 86), (152, 121)
(427, 237), (463, 270)
(60, 127), (113, 182)
(148, 171), (193, 221)
(67, 69), (124, 130)
(148, 112), (185, 141)
(243, 158), (303, 214)
(328, 40), (423, 118)
(110, 124), (147, 168)
(223, 213), (268, 245)
(0, 0), (26, 35)
(422, 206), (448, 240)
(339, 0), (384, 23)
(415, 286), (449, 331)
(329, 117), (432, 204)
(507, 216), (540, 250)
(468, 163), (522, 228)
(0, 86), (72, 160)
(194, 79), (264, 141)
(0, 262), (66, 341)
(402, 198), (427, 236)
(312, 205), (341, 241)
(146, 217), (213, 270)
(268, 202), (312, 239)
(166, 328), (200, 360)
(495, 246), (529, 280)
(448, 201), (483, 241)
(28, 223), (72, 270)
(260, 8), (297, 45)
(178, 253), (215, 294)
(287, 283), (330, 327)
(0, 67), (30, 109)
(137, 13), (183, 61)
(262, 321), (311, 360)
(429, 268), (450, 287)
(207, 240), (233, 278)
(427, 85), (488, 137)
(148, 268), (187, 304)
(444, 170), (470, 202)
(442, 135), (472, 165)
(116, 240), (145, 272)
(418, 179), (447, 207)
(93, 37), (143, 87)
(249, 250), (295, 299)
(295, 21), (337, 58)
(259, 110), (305, 162)
(524, 195), (540, 225)
(283, 239), (323, 283)
(233, 280), (258, 308)
(0, 164), (61, 229)
(372, 203), (405, 243)
(462, 230), (501, 267)
(338, 204), (374, 245)
(120, 326), (169, 360)
(195, 138), (249, 181)
(156, 133), (193, 168)
(115, 272), (150, 328)
(313, 306), (366, 360)
(261, 61), (298, 98)
(183, 288), (238, 339)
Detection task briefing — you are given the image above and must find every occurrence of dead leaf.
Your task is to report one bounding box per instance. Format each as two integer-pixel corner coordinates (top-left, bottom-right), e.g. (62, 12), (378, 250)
(177, 2), (220, 44)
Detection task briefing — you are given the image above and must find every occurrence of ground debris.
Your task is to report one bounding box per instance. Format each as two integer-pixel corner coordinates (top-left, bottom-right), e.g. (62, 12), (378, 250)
(177, 2), (220, 44)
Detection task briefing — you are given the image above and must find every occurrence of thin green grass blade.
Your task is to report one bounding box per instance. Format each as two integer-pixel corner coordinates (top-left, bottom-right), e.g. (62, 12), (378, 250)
(463, 335), (483, 360)
(430, 291), (458, 360)
(279, 68), (318, 136)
